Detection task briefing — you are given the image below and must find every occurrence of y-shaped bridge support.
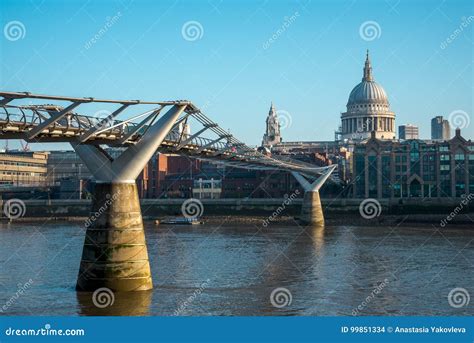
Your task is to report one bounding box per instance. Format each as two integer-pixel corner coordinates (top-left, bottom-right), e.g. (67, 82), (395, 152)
(291, 165), (337, 226)
(74, 104), (187, 291)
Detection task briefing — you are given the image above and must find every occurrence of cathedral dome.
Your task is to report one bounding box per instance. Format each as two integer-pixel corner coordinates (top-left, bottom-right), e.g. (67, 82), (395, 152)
(340, 51), (396, 141)
(347, 51), (389, 107)
(347, 80), (388, 105)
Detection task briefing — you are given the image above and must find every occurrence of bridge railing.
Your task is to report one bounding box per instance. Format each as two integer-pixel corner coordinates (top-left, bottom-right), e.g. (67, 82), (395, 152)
(0, 105), (146, 141)
(0, 91), (338, 180)
(0, 104), (234, 155)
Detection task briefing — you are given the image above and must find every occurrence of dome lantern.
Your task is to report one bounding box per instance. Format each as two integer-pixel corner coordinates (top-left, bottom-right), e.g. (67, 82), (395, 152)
(363, 50), (373, 82)
(347, 51), (389, 107)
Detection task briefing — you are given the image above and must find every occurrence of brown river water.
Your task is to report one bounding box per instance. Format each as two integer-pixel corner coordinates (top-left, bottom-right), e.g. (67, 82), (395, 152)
(0, 221), (472, 316)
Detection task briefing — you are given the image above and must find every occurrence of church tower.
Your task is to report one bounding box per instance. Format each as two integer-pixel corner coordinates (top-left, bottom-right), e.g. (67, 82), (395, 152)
(262, 102), (282, 147)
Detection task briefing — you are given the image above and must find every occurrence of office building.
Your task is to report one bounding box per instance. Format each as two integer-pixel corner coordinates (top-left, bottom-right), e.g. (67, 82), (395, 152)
(431, 116), (451, 140)
(399, 124), (419, 139)
(352, 129), (473, 199)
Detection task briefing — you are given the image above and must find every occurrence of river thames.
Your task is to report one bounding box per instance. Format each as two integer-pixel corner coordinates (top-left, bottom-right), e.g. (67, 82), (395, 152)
(0, 221), (472, 316)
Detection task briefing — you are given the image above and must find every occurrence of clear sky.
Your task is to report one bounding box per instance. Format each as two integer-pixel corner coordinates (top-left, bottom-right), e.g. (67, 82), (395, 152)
(0, 0), (472, 150)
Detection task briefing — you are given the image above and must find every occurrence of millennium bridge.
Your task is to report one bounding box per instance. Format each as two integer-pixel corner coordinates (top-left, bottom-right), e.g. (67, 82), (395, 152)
(0, 91), (336, 292)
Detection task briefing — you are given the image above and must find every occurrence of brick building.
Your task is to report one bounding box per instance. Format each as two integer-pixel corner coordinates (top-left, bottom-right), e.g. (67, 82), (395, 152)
(352, 129), (473, 199)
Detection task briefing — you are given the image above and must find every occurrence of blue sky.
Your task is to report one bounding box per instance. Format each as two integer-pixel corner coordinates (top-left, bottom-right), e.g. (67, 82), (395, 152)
(0, 0), (472, 149)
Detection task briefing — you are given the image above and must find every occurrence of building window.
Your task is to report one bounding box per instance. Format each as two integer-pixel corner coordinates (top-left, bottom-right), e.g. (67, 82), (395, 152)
(393, 183), (401, 197)
(455, 183), (465, 197)
(355, 155), (365, 198)
(368, 156), (377, 198)
(440, 154), (450, 161)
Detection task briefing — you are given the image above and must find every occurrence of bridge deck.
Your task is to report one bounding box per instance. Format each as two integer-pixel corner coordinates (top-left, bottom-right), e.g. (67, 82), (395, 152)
(0, 91), (334, 177)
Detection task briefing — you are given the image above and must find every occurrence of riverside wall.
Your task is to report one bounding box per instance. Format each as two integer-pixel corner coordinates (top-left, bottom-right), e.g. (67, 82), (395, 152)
(1, 197), (473, 219)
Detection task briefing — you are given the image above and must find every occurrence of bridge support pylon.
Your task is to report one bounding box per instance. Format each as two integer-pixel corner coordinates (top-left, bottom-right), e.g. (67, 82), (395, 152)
(74, 104), (187, 292)
(292, 165), (336, 226)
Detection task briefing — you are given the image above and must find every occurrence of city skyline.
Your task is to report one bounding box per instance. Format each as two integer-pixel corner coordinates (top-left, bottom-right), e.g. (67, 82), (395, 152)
(0, 0), (473, 333)
(0, 0), (472, 151)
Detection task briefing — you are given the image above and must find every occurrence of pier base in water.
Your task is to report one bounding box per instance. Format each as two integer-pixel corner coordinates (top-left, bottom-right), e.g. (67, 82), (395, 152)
(300, 191), (325, 227)
(76, 182), (153, 292)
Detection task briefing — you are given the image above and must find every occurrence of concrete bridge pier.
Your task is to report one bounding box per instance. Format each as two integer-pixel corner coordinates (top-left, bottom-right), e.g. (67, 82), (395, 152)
(300, 190), (325, 226)
(292, 165), (336, 226)
(73, 104), (187, 292)
(77, 182), (152, 291)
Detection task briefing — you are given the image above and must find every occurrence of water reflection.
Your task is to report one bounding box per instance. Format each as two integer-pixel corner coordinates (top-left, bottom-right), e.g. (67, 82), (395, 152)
(77, 290), (152, 316)
(309, 224), (325, 251)
(0, 222), (473, 316)
(257, 225), (328, 315)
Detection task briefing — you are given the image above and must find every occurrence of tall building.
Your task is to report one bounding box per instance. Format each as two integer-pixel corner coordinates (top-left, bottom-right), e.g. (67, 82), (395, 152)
(261, 102), (282, 147)
(341, 51), (396, 141)
(431, 116), (451, 140)
(399, 124), (419, 139)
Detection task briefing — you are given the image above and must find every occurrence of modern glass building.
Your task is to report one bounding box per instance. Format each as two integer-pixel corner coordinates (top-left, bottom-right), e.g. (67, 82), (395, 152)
(431, 116), (451, 140)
